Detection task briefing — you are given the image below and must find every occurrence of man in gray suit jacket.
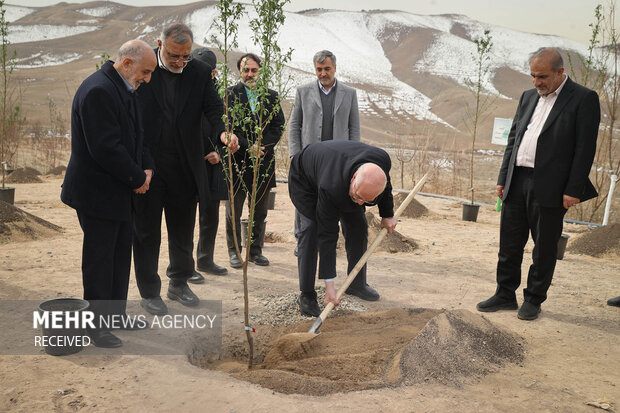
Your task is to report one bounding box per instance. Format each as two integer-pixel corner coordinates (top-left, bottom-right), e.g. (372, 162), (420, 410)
(288, 50), (360, 155)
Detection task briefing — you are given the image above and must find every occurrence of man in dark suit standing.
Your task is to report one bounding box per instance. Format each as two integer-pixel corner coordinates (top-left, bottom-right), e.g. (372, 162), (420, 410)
(288, 140), (397, 316)
(133, 23), (239, 315)
(226, 53), (285, 269)
(61, 39), (157, 347)
(477, 47), (600, 320)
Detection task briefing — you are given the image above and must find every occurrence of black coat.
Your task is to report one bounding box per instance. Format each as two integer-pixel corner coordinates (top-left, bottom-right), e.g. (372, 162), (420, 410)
(288, 140), (394, 270)
(227, 82), (285, 196)
(137, 49), (225, 204)
(499, 77), (600, 207)
(61, 61), (153, 221)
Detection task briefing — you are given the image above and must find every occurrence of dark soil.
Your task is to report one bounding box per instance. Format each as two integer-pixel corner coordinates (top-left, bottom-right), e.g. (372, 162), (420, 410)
(392, 192), (429, 218)
(567, 223), (620, 257)
(5, 167), (43, 183)
(0, 201), (62, 241)
(189, 309), (525, 395)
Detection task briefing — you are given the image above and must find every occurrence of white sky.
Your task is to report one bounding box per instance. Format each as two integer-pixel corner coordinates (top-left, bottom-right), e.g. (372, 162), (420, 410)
(12, 0), (617, 45)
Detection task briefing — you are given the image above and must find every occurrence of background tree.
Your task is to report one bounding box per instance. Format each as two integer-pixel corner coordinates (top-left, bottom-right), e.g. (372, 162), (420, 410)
(463, 29), (495, 206)
(0, 0), (26, 188)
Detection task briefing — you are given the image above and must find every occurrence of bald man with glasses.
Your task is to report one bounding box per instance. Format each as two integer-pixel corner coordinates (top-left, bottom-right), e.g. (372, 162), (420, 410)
(288, 140), (397, 317)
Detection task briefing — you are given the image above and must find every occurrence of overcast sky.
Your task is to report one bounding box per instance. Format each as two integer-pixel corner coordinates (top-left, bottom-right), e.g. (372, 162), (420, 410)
(14, 0), (617, 45)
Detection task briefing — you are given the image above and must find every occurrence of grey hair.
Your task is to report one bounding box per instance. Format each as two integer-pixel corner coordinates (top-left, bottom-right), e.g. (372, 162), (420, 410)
(160, 22), (193, 44)
(529, 47), (563, 71)
(117, 39), (150, 62)
(313, 50), (336, 66)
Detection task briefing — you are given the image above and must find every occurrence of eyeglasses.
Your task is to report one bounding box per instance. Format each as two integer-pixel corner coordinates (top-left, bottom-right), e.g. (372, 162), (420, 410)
(163, 45), (192, 64)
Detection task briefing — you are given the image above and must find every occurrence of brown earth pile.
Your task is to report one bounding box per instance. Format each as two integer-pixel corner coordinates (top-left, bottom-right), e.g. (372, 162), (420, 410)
(190, 309), (524, 395)
(0, 201), (62, 243)
(5, 167), (43, 183)
(392, 192), (429, 218)
(567, 223), (620, 258)
(336, 211), (417, 253)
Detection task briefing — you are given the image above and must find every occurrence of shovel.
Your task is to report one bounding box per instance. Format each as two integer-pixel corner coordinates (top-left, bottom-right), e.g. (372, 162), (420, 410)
(262, 174), (429, 364)
(308, 172), (428, 334)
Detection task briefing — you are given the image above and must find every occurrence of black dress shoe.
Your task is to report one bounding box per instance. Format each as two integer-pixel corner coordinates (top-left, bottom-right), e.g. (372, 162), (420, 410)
(249, 254), (269, 266)
(167, 282), (200, 307)
(140, 297), (168, 315)
(88, 330), (122, 348)
(476, 295), (518, 312)
(517, 301), (541, 320)
(345, 284), (380, 301)
(294, 245), (299, 257)
(197, 262), (228, 276)
(298, 291), (321, 317)
(229, 254), (243, 269)
(607, 296), (620, 307)
(188, 271), (206, 284)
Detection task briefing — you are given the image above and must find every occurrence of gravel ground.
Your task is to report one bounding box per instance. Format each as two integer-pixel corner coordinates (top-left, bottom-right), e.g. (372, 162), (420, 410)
(250, 287), (367, 326)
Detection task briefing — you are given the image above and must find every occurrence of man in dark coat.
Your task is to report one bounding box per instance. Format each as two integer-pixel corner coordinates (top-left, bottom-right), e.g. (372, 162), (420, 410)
(61, 39), (157, 347)
(225, 53), (285, 268)
(477, 47), (600, 320)
(288, 140), (397, 317)
(133, 23), (239, 315)
(188, 47), (229, 282)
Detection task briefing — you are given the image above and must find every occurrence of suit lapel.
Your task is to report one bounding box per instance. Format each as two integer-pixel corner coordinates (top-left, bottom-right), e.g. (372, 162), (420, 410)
(517, 93), (540, 139)
(311, 82), (322, 111)
(147, 65), (165, 114)
(539, 78), (574, 135)
(334, 82), (344, 115)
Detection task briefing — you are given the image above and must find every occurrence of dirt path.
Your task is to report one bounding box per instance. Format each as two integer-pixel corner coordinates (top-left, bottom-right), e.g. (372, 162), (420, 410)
(1, 178), (619, 412)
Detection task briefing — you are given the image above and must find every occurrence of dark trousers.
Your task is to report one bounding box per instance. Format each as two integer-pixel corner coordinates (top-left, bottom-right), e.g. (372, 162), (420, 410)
(197, 200), (221, 267)
(133, 164), (197, 299)
(297, 210), (368, 293)
(225, 188), (269, 257)
(77, 211), (131, 321)
(496, 167), (566, 305)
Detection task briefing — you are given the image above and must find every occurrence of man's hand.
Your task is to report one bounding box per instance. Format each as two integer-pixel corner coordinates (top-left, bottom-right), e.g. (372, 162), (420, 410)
(134, 169), (153, 194)
(324, 281), (341, 307)
(204, 151), (220, 165)
(249, 142), (265, 158)
(497, 185), (505, 199)
(563, 194), (580, 209)
(380, 217), (398, 234)
(220, 132), (239, 153)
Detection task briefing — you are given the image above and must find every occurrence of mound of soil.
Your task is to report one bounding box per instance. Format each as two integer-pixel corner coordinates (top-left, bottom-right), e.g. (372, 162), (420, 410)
(189, 309), (524, 395)
(47, 165), (67, 176)
(400, 310), (525, 386)
(392, 192), (429, 218)
(5, 167), (43, 183)
(0, 201), (62, 243)
(337, 211), (417, 253)
(567, 223), (620, 258)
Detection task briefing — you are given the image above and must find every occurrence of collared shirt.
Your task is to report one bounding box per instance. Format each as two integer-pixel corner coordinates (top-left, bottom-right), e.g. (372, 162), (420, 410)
(318, 78), (337, 95)
(119, 71), (134, 92)
(516, 74), (569, 167)
(245, 86), (258, 113)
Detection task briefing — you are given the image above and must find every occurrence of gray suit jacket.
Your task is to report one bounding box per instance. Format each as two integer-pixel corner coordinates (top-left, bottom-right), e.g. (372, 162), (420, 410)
(288, 79), (360, 157)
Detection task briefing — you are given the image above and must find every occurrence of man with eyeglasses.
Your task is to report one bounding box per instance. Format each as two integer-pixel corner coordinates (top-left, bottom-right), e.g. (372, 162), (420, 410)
(288, 140), (397, 317)
(225, 53), (285, 269)
(133, 22), (239, 316)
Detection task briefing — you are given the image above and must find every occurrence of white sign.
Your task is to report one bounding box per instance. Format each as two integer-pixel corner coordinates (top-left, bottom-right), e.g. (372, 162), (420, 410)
(491, 117), (513, 146)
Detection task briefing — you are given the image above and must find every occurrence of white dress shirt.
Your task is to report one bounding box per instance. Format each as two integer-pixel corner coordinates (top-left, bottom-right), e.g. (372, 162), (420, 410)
(516, 74), (569, 167)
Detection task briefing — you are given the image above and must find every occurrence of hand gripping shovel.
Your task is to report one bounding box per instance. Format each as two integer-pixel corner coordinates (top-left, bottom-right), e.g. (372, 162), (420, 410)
(308, 172), (428, 334)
